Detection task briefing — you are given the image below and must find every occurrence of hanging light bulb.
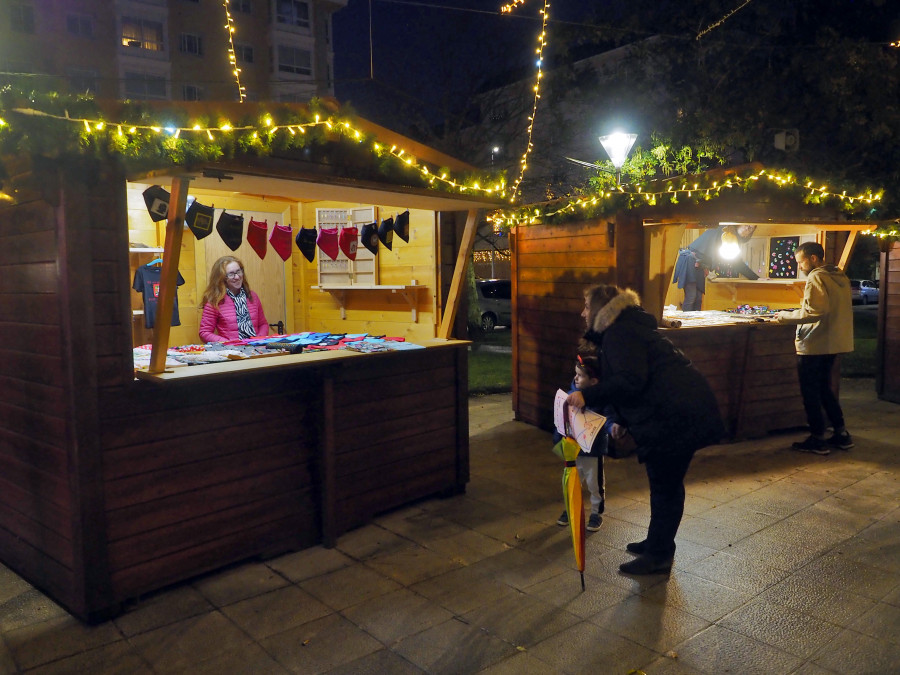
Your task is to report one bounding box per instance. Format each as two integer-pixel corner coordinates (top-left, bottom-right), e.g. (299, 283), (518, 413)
(719, 230), (741, 260)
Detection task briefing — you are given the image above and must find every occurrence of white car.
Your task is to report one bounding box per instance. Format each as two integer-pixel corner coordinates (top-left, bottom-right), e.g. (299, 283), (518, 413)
(475, 279), (512, 331)
(850, 279), (879, 304)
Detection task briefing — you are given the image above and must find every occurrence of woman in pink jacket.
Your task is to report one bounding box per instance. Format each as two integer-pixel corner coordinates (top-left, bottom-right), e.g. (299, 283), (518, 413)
(199, 256), (269, 343)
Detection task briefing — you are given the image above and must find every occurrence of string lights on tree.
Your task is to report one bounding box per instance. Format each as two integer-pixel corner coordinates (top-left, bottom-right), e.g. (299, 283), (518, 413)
(222, 1), (247, 102)
(501, 0), (551, 202)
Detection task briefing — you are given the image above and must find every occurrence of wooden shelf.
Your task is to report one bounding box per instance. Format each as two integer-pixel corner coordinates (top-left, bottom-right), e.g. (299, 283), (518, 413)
(312, 284), (423, 321)
(129, 247), (165, 253)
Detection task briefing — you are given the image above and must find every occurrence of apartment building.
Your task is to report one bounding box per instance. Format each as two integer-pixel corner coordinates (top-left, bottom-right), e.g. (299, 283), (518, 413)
(0, 0), (347, 102)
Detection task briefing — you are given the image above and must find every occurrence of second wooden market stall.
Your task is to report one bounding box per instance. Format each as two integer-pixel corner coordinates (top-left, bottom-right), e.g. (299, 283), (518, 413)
(507, 169), (877, 439)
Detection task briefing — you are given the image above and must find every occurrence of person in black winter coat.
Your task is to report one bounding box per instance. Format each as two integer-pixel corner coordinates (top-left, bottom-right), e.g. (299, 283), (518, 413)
(566, 285), (725, 575)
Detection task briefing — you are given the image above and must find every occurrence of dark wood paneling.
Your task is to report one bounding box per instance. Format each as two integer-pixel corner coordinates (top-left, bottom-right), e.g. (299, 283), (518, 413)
(110, 515), (315, 600)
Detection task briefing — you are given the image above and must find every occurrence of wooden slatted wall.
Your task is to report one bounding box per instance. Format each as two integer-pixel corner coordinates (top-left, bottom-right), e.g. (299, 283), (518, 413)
(514, 219), (618, 429)
(327, 346), (468, 537)
(878, 241), (900, 402)
(0, 195), (77, 609)
(97, 370), (321, 602)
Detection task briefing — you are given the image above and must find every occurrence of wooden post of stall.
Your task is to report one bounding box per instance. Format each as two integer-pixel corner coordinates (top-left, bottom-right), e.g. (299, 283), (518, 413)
(149, 176), (191, 374)
(438, 209), (480, 339)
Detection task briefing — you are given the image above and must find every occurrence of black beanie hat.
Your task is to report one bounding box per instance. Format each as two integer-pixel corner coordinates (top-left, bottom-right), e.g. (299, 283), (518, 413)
(216, 211), (244, 251)
(295, 226), (317, 262)
(378, 217), (394, 251)
(360, 222), (379, 255)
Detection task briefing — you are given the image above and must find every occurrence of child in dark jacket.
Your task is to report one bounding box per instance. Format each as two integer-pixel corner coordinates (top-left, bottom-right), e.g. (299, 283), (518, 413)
(555, 355), (610, 531)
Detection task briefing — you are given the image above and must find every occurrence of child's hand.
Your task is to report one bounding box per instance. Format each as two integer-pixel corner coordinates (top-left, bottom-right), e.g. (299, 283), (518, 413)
(566, 391), (585, 409)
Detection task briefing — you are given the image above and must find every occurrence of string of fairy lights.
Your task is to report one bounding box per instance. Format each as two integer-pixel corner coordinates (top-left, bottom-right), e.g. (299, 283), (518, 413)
(0, 106), (508, 198)
(501, 0), (550, 202)
(222, 1), (247, 103)
(488, 168), (884, 229)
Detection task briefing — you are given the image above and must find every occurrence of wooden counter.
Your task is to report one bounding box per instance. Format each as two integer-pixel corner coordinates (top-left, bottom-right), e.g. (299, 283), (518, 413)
(662, 320), (805, 439)
(90, 341), (470, 619)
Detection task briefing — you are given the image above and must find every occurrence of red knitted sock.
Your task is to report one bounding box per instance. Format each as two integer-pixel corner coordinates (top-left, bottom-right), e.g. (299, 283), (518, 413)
(247, 219), (268, 259)
(269, 223), (293, 261)
(317, 227), (339, 260)
(339, 226), (359, 260)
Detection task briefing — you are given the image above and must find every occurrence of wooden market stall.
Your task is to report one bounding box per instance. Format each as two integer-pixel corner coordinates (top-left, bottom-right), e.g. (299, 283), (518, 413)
(0, 104), (503, 621)
(877, 236), (900, 402)
(510, 172), (877, 439)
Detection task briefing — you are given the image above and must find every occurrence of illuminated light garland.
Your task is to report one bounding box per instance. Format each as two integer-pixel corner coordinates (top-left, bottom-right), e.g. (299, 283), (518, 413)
(223, 1), (247, 102)
(501, 0), (550, 203)
(487, 168), (884, 229)
(891, 39), (900, 48)
(2, 107), (507, 199)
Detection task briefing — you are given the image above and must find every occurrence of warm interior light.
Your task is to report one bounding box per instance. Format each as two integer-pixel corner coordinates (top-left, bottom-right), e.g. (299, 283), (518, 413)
(719, 230), (741, 260)
(598, 132), (638, 169)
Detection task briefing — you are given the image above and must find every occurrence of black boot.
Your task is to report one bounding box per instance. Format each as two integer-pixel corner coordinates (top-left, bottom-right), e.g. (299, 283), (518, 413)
(619, 554), (673, 575)
(625, 540), (646, 554)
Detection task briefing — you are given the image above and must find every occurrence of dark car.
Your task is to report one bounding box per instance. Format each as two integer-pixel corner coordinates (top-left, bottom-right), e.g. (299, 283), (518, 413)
(475, 279), (512, 331)
(850, 279), (879, 304)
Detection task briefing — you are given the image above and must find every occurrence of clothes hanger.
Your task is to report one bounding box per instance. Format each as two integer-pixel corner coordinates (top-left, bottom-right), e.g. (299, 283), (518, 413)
(148, 257), (163, 266)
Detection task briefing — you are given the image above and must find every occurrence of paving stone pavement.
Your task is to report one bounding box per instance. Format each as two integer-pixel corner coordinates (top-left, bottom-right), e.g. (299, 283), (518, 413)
(1, 379), (898, 674)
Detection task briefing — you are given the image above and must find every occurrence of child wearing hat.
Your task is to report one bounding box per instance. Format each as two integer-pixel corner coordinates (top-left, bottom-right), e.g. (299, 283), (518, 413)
(555, 354), (609, 531)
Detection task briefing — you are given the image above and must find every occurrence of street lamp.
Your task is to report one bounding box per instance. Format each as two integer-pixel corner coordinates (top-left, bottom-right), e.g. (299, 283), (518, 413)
(491, 146), (500, 170)
(598, 132), (637, 185)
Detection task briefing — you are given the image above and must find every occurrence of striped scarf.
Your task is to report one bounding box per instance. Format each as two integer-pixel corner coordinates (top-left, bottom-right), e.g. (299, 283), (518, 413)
(227, 288), (256, 339)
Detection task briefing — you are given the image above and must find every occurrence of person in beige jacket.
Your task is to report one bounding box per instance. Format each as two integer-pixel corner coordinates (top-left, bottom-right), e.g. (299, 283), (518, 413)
(775, 241), (854, 455)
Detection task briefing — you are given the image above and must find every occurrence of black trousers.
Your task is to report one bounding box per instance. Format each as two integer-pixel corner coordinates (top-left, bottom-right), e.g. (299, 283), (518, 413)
(797, 354), (845, 437)
(643, 449), (695, 558)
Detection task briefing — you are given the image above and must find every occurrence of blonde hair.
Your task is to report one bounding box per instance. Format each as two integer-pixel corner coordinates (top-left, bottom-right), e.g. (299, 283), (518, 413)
(201, 255), (253, 308)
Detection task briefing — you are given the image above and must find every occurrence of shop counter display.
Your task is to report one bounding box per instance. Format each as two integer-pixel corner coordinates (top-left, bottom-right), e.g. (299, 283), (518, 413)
(89, 338), (471, 618)
(658, 309), (804, 438)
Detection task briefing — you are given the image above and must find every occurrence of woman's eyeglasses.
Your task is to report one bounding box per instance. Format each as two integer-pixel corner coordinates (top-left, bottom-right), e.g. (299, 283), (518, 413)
(226, 270), (244, 279)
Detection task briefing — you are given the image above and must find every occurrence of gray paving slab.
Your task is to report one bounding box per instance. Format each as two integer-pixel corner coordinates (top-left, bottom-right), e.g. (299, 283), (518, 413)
(0, 379), (898, 674)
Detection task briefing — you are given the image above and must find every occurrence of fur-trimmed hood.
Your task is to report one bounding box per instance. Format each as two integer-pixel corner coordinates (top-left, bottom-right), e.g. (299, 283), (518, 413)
(590, 288), (642, 334)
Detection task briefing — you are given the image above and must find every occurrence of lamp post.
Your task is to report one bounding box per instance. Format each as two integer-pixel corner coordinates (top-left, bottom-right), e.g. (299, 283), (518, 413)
(491, 146), (500, 171)
(598, 132), (637, 185)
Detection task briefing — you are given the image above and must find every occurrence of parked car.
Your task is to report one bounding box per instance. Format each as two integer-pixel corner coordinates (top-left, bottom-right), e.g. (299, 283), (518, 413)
(475, 279), (512, 331)
(850, 279), (879, 304)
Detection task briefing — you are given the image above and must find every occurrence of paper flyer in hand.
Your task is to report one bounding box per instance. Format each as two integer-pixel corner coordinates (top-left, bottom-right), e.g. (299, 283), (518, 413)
(554, 389), (607, 453)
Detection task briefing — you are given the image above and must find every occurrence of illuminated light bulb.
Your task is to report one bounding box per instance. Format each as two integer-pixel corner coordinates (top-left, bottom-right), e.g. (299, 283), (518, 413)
(117, 125), (122, 136)
(151, 126), (161, 133)
(94, 121), (104, 130)
(165, 127), (176, 134)
(83, 120), (91, 132)
(298, 126), (306, 133)
(0, 118), (5, 126)
(174, 129), (181, 139)
(220, 123), (232, 131)
(129, 127), (136, 133)
(207, 129), (214, 140)
(719, 230), (741, 260)
(288, 126), (295, 135)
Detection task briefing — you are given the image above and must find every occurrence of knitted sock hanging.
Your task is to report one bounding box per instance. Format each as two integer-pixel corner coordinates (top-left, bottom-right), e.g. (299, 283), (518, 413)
(296, 227), (317, 262)
(339, 225), (359, 260)
(360, 222), (379, 255)
(247, 219), (269, 259)
(317, 226), (340, 260)
(269, 223), (293, 261)
(216, 212), (244, 251)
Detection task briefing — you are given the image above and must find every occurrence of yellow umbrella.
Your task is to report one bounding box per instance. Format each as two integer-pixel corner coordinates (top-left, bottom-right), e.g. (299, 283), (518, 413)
(552, 434), (586, 591)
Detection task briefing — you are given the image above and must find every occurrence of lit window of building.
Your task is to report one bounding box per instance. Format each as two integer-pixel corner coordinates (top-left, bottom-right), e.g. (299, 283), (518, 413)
(121, 17), (165, 51)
